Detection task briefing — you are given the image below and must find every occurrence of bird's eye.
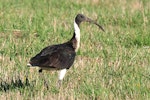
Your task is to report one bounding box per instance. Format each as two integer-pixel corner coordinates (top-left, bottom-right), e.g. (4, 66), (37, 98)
(80, 15), (84, 18)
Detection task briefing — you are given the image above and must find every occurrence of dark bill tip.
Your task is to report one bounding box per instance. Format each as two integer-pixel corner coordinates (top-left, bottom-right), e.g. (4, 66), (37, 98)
(86, 17), (105, 32)
(94, 22), (105, 32)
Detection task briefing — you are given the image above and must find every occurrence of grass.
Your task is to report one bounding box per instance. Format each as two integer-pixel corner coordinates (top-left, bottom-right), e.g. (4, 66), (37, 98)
(0, 0), (150, 99)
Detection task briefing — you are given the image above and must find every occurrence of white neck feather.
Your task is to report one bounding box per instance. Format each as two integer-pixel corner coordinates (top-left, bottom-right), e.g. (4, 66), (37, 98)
(74, 20), (80, 51)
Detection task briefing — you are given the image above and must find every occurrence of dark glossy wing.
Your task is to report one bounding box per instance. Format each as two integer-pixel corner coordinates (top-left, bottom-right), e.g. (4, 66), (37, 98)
(29, 44), (76, 69)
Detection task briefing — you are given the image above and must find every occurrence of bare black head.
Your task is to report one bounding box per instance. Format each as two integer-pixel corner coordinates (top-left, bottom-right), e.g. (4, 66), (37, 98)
(75, 14), (88, 25)
(75, 14), (105, 32)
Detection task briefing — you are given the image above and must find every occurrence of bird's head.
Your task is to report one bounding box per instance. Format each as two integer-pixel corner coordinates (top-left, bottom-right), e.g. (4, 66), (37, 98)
(75, 14), (105, 32)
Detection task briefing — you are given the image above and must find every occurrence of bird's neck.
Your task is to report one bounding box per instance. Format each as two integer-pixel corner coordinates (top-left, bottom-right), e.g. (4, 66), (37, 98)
(71, 20), (80, 52)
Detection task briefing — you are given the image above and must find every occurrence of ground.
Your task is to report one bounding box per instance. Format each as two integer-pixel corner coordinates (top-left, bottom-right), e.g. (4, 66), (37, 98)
(0, 0), (150, 99)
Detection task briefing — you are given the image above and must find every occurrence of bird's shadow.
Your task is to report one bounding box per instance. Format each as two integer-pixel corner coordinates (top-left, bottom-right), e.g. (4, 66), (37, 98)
(0, 77), (31, 92)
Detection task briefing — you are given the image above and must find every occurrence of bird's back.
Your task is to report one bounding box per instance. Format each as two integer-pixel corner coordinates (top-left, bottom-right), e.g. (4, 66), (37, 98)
(29, 42), (76, 70)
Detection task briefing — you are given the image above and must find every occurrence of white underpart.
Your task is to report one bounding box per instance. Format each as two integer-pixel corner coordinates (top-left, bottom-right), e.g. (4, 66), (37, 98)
(58, 69), (67, 80)
(74, 20), (80, 51)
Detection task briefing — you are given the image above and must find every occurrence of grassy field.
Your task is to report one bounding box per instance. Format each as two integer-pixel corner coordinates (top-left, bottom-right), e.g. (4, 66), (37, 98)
(0, 0), (150, 99)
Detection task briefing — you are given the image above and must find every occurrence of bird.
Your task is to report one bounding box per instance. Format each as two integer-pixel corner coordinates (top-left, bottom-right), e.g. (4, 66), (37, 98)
(27, 13), (104, 87)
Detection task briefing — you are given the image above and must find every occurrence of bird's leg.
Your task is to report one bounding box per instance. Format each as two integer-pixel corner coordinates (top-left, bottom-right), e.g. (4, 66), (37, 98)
(57, 80), (62, 88)
(39, 69), (43, 73)
(25, 66), (30, 86)
(57, 69), (67, 88)
(39, 69), (49, 90)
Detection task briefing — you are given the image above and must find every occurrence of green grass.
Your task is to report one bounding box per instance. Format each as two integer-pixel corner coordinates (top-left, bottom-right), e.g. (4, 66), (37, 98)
(0, 0), (150, 99)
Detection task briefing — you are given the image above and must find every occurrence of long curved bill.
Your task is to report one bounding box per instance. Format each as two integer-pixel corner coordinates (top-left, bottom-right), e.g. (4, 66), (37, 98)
(86, 17), (105, 32)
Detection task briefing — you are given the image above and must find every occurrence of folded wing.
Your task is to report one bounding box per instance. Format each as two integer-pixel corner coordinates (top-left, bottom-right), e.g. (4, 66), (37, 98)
(29, 44), (76, 69)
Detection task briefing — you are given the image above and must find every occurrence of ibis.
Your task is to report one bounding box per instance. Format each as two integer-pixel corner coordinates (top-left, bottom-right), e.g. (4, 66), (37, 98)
(27, 14), (104, 87)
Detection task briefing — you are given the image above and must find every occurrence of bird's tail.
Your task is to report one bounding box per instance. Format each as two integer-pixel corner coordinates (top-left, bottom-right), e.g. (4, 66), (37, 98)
(27, 60), (37, 67)
(27, 63), (32, 67)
